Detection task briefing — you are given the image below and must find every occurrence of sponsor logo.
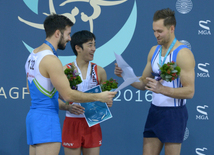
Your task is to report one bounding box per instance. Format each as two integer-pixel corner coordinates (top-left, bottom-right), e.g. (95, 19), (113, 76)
(99, 140), (102, 145)
(198, 20), (211, 35)
(196, 147), (207, 155)
(63, 142), (74, 147)
(197, 63), (210, 78)
(176, 0), (193, 14)
(196, 105), (209, 120)
(183, 127), (189, 141)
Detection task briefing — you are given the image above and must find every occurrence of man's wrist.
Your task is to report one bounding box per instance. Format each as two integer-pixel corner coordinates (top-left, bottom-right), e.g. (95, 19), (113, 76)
(68, 104), (72, 111)
(93, 93), (101, 102)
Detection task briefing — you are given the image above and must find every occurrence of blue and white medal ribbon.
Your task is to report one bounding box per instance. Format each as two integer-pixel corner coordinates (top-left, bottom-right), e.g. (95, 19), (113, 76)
(159, 38), (177, 66)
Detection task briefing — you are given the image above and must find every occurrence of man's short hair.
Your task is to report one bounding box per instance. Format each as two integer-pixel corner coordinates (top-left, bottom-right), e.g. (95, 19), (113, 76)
(44, 14), (74, 38)
(153, 8), (176, 28)
(70, 30), (96, 56)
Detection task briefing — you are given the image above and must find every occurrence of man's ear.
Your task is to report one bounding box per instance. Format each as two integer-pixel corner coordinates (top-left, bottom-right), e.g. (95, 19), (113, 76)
(75, 45), (82, 54)
(170, 25), (175, 33)
(54, 29), (62, 38)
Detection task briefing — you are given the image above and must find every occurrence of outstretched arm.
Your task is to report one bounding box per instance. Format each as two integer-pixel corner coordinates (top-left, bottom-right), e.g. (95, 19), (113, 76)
(114, 46), (155, 90)
(41, 55), (116, 103)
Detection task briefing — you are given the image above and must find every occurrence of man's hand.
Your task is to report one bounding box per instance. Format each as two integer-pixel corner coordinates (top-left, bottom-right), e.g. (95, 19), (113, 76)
(106, 101), (113, 107)
(68, 104), (85, 115)
(99, 91), (117, 103)
(145, 77), (163, 94)
(114, 63), (122, 77)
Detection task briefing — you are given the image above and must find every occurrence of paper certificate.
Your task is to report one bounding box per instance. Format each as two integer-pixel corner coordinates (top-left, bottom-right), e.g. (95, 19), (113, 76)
(80, 85), (113, 127)
(113, 52), (140, 92)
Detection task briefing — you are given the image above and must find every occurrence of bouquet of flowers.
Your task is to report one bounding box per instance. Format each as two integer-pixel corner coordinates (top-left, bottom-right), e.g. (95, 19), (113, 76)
(101, 78), (118, 91)
(64, 66), (82, 90)
(154, 61), (181, 82)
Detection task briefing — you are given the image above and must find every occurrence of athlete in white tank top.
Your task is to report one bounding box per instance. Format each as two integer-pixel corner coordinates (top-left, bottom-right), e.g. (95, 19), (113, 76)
(65, 60), (99, 118)
(25, 50), (59, 110)
(151, 45), (187, 107)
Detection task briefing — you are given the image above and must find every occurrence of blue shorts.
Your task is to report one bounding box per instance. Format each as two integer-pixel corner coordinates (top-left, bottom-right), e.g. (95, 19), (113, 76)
(26, 109), (62, 145)
(143, 104), (188, 143)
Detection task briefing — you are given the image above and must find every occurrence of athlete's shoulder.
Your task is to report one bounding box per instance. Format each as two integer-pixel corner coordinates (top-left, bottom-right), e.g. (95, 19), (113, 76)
(97, 65), (105, 71)
(151, 45), (159, 50)
(177, 46), (195, 68)
(40, 53), (61, 69)
(92, 63), (105, 74)
(176, 43), (193, 56)
(148, 45), (159, 60)
(150, 45), (159, 54)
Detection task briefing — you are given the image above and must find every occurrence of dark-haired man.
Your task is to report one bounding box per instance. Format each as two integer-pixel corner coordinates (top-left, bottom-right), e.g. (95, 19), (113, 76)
(59, 30), (111, 155)
(25, 14), (116, 155)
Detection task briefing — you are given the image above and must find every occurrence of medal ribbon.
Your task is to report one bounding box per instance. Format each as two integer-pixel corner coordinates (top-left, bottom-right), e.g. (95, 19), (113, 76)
(159, 38), (177, 66)
(44, 40), (58, 57)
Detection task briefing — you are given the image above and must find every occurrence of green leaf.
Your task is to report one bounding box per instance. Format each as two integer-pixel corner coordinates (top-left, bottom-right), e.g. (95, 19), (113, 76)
(165, 75), (172, 78)
(171, 70), (178, 73)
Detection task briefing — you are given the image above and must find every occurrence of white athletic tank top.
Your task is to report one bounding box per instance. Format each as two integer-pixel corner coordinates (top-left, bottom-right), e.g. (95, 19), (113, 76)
(151, 45), (188, 107)
(65, 60), (99, 118)
(25, 50), (59, 112)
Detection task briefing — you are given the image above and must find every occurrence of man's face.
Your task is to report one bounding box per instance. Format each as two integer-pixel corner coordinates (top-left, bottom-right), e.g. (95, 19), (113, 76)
(58, 26), (71, 50)
(78, 39), (96, 61)
(153, 19), (171, 45)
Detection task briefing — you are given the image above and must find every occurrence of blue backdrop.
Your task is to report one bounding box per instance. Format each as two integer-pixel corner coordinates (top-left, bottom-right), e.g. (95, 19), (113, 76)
(0, 0), (213, 155)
